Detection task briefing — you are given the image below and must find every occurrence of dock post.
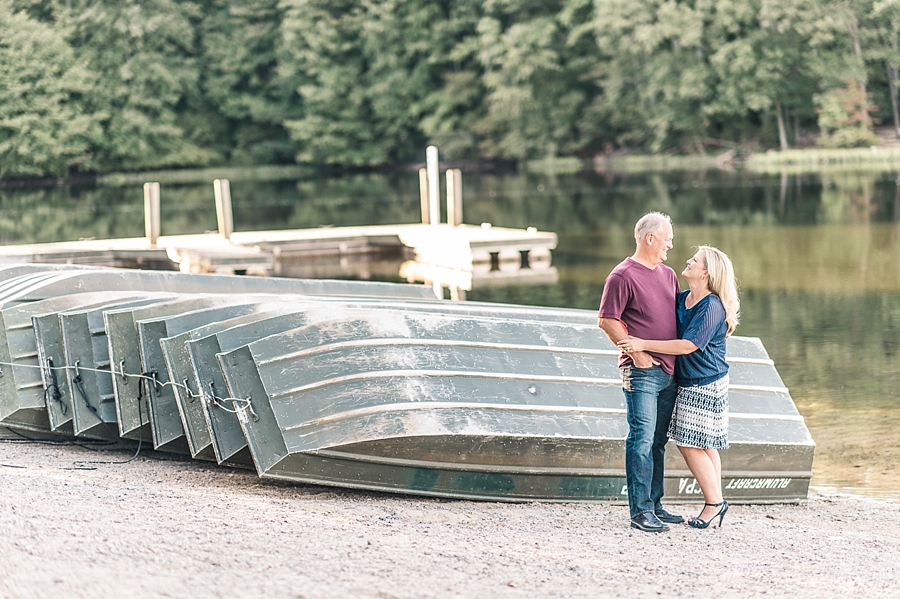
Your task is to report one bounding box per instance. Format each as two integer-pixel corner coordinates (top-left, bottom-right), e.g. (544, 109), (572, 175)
(143, 182), (161, 247)
(213, 179), (234, 240)
(426, 146), (440, 226)
(419, 168), (430, 224)
(446, 169), (463, 227)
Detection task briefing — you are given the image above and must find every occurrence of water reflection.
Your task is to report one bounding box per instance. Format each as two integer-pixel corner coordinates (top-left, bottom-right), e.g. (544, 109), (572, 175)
(739, 289), (900, 499)
(2, 169), (899, 499)
(464, 171), (900, 502)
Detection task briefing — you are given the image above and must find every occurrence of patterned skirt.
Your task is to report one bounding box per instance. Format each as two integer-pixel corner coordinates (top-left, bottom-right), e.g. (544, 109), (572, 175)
(668, 375), (729, 450)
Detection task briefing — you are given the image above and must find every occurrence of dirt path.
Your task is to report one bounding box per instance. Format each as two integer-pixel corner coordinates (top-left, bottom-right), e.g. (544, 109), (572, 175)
(0, 438), (896, 599)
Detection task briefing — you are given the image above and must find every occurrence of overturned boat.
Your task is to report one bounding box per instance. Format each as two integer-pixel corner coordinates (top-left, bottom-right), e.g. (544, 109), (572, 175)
(0, 265), (814, 503)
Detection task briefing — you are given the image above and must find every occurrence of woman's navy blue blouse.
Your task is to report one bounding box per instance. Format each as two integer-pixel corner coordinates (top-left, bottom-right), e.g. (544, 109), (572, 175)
(675, 290), (729, 387)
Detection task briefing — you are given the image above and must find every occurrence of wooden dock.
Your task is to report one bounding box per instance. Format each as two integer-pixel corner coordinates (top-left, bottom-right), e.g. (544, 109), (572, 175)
(0, 223), (557, 290)
(0, 157), (558, 293)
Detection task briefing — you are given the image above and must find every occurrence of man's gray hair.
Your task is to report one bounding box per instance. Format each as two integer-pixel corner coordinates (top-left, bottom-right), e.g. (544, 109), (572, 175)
(634, 212), (672, 244)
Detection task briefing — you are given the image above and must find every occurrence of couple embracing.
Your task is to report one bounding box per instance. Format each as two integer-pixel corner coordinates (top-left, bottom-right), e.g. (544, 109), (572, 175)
(598, 212), (740, 533)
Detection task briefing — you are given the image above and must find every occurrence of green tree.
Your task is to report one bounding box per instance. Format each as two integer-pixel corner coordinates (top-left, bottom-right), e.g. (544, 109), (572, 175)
(199, 0), (300, 164)
(9, 0), (900, 176)
(798, 0), (881, 146)
(281, 1), (425, 165)
(0, 0), (99, 178)
(870, 0), (900, 136)
(703, 0), (818, 149)
(815, 79), (880, 146)
(280, 0), (490, 165)
(473, 0), (599, 160)
(590, 0), (713, 153)
(416, 1), (485, 159)
(61, 0), (214, 171)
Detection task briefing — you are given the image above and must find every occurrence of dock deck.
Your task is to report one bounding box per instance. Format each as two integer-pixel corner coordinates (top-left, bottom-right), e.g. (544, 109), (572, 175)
(0, 223), (557, 290)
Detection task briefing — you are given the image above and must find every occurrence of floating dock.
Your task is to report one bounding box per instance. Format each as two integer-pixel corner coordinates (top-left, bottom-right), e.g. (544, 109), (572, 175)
(0, 167), (558, 295)
(0, 222), (556, 280)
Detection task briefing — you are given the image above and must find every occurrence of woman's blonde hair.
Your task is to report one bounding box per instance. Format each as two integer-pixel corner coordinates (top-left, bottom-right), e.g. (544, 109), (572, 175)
(699, 245), (740, 337)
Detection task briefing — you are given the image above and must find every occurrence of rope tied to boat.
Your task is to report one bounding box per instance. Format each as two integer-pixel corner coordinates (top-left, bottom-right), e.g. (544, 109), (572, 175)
(204, 380), (259, 421)
(232, 397), (259, 422)
(69, 383), (145, 469)
(146, 370), (161, 394)
(118, 359), (128, 385)
(1, 360), (255, 418)
(205, 380), (218, 407)
(183, 378), (197, 402)
(72, 360), (103, 423)
(43, 357), (68, 416)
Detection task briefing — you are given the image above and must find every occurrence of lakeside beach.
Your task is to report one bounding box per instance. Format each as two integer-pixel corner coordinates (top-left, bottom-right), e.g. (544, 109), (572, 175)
(0, 438), (895, 599)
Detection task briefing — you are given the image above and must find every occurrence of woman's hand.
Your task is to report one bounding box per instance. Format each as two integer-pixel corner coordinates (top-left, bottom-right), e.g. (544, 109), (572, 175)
(617, 335), (646, 353)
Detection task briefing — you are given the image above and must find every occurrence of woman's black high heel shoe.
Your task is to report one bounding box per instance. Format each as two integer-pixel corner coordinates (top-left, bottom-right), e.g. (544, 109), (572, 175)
(688, 501), (728, 529)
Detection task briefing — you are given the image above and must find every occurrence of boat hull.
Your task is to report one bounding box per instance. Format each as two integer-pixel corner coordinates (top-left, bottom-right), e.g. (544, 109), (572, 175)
(216, 309), (813, 503)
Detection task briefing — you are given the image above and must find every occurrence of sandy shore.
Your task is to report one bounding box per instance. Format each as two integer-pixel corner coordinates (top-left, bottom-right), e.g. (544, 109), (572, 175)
(0, 437), (897, 599)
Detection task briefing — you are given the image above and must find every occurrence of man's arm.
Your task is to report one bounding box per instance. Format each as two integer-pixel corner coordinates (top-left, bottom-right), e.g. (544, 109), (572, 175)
(598, 318), (657, 368)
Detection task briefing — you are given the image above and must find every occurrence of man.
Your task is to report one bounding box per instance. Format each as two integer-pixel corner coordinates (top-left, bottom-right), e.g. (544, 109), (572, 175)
(598, 212), (683, 533)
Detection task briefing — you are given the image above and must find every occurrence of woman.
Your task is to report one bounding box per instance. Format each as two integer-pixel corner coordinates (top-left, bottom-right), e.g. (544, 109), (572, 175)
(617, 245), (740, 529)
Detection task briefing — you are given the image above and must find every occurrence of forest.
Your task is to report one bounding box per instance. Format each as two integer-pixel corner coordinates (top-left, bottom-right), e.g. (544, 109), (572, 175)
(2, 0), (900, 178)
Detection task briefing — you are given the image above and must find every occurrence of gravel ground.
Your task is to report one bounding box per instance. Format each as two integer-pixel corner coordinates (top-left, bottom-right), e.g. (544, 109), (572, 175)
(0, 437), (897, 599)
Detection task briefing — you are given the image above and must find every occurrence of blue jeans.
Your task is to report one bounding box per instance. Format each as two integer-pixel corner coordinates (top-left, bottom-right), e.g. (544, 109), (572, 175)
(620, 364), (677, 518)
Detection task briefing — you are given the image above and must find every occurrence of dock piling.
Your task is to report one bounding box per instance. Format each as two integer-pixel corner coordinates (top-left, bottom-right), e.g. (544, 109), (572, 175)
(426, 146), (440, 226)
(446, 169), (463, 227)
(143, 182), (161, 248)
(418, 168), (430, 225)
(213, 179), (234, 241)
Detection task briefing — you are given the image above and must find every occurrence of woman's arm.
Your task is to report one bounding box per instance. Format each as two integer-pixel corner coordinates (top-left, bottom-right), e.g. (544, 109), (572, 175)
(599, 318), (658, 368)
(617, 335), (698, 356)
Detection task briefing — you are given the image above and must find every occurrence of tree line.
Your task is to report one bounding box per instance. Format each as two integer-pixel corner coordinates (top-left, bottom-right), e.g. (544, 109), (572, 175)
(2, 0), (900, 179)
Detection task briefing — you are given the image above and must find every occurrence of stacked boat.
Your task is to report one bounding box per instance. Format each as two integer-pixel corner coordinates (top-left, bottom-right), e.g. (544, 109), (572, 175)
(0, 264), (815, 503)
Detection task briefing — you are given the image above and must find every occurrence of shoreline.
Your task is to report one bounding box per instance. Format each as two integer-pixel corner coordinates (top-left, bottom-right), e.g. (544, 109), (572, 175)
(808, 484), (898, 504)
(4, 146), (900, 191)
(590, 147), (900, 175)
(1, 439), (897, 598)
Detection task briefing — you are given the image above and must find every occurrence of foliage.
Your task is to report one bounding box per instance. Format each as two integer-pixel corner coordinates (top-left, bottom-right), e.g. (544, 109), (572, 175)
(200, 0), (301, 164)
(474, 0), (597, 159)
(815, 80), (880, 147)
(3, 0), (900, 177)
(59, 0), (216, 171)
(279, 0), (432, 165)
(0, 0), (99, 177)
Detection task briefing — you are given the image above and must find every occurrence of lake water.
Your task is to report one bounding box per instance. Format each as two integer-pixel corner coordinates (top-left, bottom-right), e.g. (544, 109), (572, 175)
(2, 168), (898, 501)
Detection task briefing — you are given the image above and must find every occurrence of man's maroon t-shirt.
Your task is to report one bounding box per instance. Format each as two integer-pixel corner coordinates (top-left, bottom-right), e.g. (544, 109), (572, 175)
(598, 257), (680, 375)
